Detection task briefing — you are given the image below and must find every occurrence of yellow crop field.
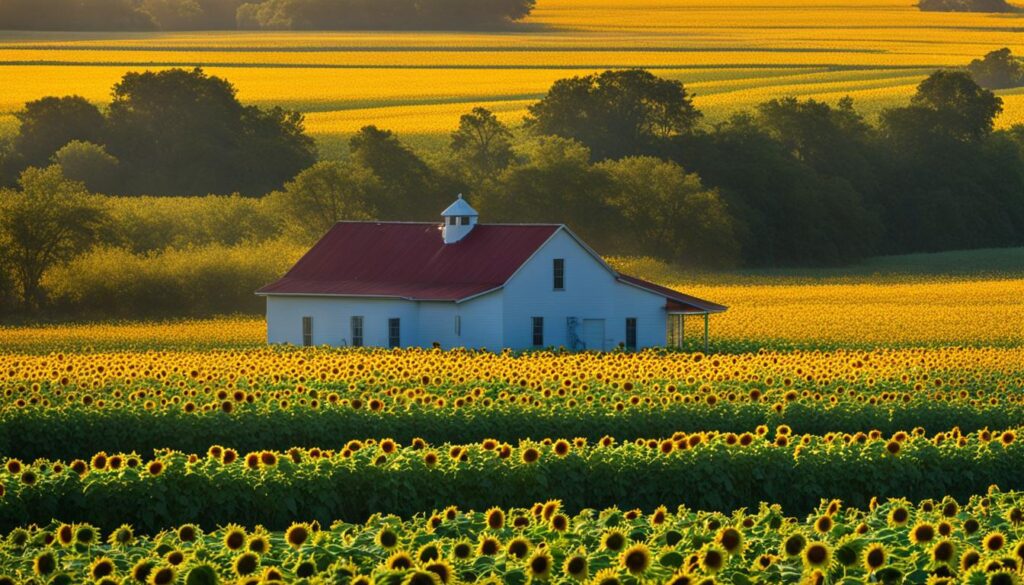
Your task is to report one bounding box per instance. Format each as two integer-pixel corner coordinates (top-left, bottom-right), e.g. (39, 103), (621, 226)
(2, 0), (1024, 147)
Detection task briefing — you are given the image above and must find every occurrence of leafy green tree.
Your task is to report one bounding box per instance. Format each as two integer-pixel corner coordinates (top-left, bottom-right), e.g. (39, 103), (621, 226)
(450, 107), (514, 186)
(0, 166), (107, 308)
(268, 161), (381, 243)
(526, 69), (701, 160)
(884, 70), (1003, 145)
(12, 96), (106, 171)
(53, 141), (120, 194)
(349, 126), (449, 219)
(600, 156), (739, 268)
(106, 67), (315, 195)
(968, 48), (1024, 89)
(484, 136), (615, 248)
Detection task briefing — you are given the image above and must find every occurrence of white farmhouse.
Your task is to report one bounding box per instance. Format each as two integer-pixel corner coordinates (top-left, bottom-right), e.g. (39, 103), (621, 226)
(257, 196), (726, 350)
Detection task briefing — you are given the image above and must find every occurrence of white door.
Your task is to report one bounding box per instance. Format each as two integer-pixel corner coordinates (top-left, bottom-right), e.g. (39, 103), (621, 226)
(582, 319), (605, 351)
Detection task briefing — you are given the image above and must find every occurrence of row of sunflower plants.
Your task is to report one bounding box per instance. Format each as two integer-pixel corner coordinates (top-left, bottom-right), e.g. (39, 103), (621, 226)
(3, 374), (1024, 460)
(1, 428), (1022, 531)
(2, 488), (1024, 585)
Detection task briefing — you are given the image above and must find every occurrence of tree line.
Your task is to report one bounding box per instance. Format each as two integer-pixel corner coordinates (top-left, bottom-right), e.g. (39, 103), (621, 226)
(0, 0), (536, 31)
(2, 66), (1024, 318)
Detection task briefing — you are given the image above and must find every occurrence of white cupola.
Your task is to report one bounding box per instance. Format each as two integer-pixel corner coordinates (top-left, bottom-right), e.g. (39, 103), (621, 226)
(440, 194), (479, 244)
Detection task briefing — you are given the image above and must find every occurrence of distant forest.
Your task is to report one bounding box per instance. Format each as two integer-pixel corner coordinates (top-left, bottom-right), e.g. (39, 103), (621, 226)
(2, 66), (1024, 318)
(0, 0), (536, 31)
(918, 0), (1017, 12)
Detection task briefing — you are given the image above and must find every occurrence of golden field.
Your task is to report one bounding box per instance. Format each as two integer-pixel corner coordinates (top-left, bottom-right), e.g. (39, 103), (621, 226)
(3, 0), (1024, 148)
(2, 275), (1020, 351)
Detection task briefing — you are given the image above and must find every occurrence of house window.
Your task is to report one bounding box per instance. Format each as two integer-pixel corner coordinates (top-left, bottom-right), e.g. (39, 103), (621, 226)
(532, 317), (544, 347)
(301, 316), (313, 347)
(448, 216), (456, 225)
(625, 318), (637, 350)
(454, 315), (461, 336)
(388, 318), (401, 348)
(553, 258), (565, 290)
(350, 316), (364, 347)
(459, 216), (470, 225)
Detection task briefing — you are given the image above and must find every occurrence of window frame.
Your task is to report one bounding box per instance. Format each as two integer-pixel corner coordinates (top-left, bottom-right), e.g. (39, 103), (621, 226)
(350, 316), (364, 347)
(459, 216), (470, 225)
(532, 316), (544, 347)
(625, 317), (637, 350)
(388, 318), (401, 348)
(553, 258), (565, 291)
(301, 316), (313, 347)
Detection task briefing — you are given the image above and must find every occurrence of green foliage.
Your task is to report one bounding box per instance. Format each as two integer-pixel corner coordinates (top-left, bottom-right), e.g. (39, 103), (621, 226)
(0, 166), (107, 309)
(968, 48), (1024, 89)
(266, 161), (381, 243)
(41, 240), (303, 318)
(1, 430), (1022, 530)
(598, 156), (740, 268)
(526, 69), (701, 160)
(11, 96), (105, 171)
(449, 107), (515, 187)
(918, 0), (1016, 12)
(52, 141), (119, 194)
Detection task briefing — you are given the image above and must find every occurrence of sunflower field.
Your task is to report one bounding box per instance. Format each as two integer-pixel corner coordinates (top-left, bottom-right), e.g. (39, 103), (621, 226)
(0, 337), (1021, 582)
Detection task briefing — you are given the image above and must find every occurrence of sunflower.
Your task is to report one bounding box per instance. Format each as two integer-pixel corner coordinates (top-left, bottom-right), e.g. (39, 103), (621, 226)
(964, 518), (981, 535)
(89, 556), (116, 580)
(590, 568), (623, 585)
(910, 522), (936, 545)
(223, 525), (246, 550)
(477, 535), (501, 556)
(507, 537), (531, 559)
(601, 530), (627, 552)
(782, 533), (806, 558)
(550, 513), (570, 532)
(985, 532), (1007, 553)
(520, 447), (540, 464)
(485, 507), (505, 530)
(132, 560), (155, 583)
(987, 570), (1019, 585)
(177, 524), (198, 543)
(248, 534), (270, 554)
(620, 543), (652, 575)
(666, 570), (694, 585)
(424, 560), (454, 584)
(56, 523), (74, 546)
(863, 543), (886, 572)
(528, 548), (553, 578)
(294, 559), (316, 578)
(165, 550), (185, 566)
(803, 542), (832, 570)
(418, 543), (440, 563)
(148, 566), (176, 585)
(233, 552), (259, 576)
(960, 549), (981, 572)
(451, 541), (472, 560)
(888, 506), (911, 527)
(716, 527), (744, 555)
(813, 515), (833, 534)
(285, 523), (311, 549)
(386, 551), (414, 570)
(402, 571), (441, 585)
(184, 564), (218, 585)
(33, 551), (56, 576)
(563, 552), (588, 580)
(74, 523), (98, 545)
(931, 540), (956, 565)
(376, 527), (399, 550)
(699, 544), (727, 574)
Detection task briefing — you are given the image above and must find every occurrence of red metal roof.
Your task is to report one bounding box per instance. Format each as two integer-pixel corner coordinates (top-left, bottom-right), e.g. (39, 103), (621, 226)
(258, 221), (727, 313)
(257, 222), (560, 301)
(617, 274), (728, 314)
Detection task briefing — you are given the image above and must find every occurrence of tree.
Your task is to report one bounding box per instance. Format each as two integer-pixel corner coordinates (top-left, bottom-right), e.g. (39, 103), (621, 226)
(918, 0), (1015, 12)
(967, 48), (1024, 89)
(105, 67), (315, 195)
(0, 166), (107, 308)
(600, 157), (739, 268)
(140, 0), (204, 29)
(526, 69), (701, 160)
(349, 126), (447, 219)
(268, 161), (381, 242)
(12, 96), (106, 170)
(450, 107), (514, 185)
(896, 69), (1003, 143)
(53, 141), (120, 194)
(485, 136), (615, 248)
